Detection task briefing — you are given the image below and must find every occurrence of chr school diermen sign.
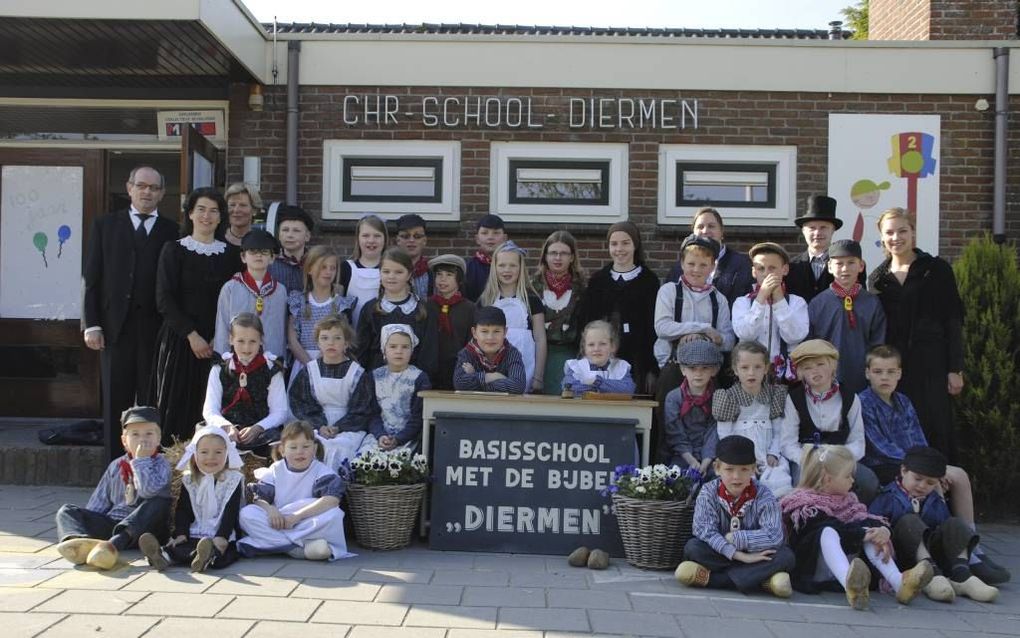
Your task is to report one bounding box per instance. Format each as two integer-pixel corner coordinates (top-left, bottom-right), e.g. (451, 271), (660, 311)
(341, 95), (700, 130)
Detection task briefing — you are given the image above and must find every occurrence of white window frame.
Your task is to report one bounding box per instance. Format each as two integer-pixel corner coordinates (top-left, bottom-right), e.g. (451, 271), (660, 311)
(657, 144), (797, 227)
(490, 142), (628, 224)
(322, 140), (460, 221)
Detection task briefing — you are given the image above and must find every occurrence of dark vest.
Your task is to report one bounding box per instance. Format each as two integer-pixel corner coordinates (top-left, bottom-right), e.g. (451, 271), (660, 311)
(131, 229), (161, 313)
(789, 384), (855, 445)
(218, 359), (281, 425)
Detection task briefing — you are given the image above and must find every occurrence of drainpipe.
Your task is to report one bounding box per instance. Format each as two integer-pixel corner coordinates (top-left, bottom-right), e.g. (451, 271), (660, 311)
(992, 48), (1009, 244)
(286, 40), (301, 206)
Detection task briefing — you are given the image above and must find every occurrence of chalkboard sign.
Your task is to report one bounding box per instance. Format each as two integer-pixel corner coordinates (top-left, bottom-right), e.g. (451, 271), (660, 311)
(429, 411), (636, 556)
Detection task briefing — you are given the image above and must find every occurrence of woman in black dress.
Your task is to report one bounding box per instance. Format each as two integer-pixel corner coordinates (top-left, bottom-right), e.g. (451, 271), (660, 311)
(151, 188), (240, 444)
(868, 207), (964, 461)
(576, 221), (660, 394)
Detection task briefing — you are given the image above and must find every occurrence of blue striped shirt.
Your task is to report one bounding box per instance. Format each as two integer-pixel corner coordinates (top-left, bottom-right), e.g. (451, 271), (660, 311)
(453, 343), (526, 394)
(86, 455), (172, 521)
(691, 477), (786, 559)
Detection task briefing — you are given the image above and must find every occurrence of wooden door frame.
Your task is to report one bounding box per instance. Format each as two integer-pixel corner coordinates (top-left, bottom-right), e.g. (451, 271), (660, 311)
(0, 148), (104, 417)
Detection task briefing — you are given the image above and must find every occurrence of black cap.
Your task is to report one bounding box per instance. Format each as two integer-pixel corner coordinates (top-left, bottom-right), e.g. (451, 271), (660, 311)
(121, 406), (160, 428)
(241, 228), (280, 253)
(476, 214), (505, 230)
(902, 446), (947, 479)
(828, 239), (862, 259)
(276, 205), (314, 232)
(396, 214), (427, 232)
(474, 305), (507, 327)
(795, 195), (842, 230)
(716, 435), (756, 466)
(680, 233), (720, 259)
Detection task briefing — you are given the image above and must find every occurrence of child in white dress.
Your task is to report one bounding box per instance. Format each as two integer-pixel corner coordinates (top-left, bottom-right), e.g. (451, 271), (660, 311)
(712, 340), (793, 497)
(561, 320), (636, 396)
(238, 421), (352, 561)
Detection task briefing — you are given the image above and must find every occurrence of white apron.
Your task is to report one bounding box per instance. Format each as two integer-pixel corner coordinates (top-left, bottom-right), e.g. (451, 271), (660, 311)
(308, 359), (370, 471)
(731, 402), (792, 498)
(238, 460), (352, 560)
(346, 260), (380, 328)
(493, 296), (535, 390)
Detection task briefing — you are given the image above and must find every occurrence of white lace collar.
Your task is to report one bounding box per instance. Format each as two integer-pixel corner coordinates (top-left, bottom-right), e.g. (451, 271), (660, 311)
(380, 296), (419, 314)
(180, 235), (226, 256)
(610, 266), (642, 282)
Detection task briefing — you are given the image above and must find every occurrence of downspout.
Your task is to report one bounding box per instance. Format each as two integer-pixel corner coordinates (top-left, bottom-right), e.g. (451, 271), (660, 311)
(286, 40), (301, 205)
(993, 47), (1009, 244)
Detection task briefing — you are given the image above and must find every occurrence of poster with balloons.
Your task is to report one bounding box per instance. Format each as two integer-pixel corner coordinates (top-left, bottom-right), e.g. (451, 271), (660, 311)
(0, 165), (84, 320)
(827, 114), (941, 274)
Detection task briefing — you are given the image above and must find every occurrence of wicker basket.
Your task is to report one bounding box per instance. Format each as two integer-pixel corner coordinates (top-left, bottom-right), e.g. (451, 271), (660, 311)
(346, 482), (427, 550)
(612, 493), (695, 570)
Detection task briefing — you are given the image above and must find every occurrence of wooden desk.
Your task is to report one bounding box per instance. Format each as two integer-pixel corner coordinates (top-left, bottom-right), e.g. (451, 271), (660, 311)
(419, 391), (657, 537)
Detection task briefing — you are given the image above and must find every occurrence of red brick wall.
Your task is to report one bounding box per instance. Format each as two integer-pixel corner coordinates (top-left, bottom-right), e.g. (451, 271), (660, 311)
(227, 84), (1020, 276)
(930, 0), (1018, 40)
(871, 0), (931, 40)
(871, 0), (1017, 41)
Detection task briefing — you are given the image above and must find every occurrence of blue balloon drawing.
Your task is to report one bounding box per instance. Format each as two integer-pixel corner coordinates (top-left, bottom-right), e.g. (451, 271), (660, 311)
(57, 225), (72, 258)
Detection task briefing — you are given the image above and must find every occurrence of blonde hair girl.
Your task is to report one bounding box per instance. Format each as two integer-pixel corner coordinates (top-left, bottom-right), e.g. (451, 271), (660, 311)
(479, 241), (547, 393)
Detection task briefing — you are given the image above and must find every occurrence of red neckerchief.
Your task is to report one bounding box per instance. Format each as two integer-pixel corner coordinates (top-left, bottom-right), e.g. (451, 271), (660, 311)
(412, 257), (429, 279)
(278, 251), (303, 268)
(830, 281), (862, 329)
(679, 378), (714, 418)
(747, 282), (788, 304)
(234, 271), (278, 316)
(473, 250), (492, 266)
(544, 270), (573, 299)
(118, 449), (160, 489)
(681, 276), (713, 294)
(430, 291), (465, 335)
(222, 353), (267, 413)
(465, 338), (507, 372)
(717, 481), (758, 530)
(807, 382), (840, 404)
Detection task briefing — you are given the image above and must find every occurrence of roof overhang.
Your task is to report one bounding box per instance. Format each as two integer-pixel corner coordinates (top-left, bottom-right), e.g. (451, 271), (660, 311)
(0, 0), (269, 91)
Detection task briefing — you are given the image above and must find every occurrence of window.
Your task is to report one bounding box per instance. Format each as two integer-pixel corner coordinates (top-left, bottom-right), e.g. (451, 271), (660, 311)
(658, 145), (796, 226)
(322, 140), (460, 220)
(491, 142), (628, 223)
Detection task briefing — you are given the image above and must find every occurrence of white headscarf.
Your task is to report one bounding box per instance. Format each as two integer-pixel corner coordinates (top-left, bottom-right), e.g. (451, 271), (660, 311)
(380, 323), (419, 352)
(176, 425), (243, 525)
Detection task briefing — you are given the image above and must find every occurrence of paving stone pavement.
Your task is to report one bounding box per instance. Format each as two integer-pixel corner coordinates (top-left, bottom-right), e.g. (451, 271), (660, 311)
(1, 484), (1017, 637)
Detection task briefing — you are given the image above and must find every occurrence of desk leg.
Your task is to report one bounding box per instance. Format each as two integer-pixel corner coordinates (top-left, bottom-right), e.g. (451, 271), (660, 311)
(419, 418), (433, 538)
(640, 429), (649, 466)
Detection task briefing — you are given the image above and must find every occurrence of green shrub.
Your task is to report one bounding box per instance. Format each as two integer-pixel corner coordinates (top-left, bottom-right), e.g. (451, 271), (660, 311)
(953, 234), (1020, 516)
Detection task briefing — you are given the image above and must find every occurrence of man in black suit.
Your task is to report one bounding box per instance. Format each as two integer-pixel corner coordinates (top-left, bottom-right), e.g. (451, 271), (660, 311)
(786, 195), (864, 303)
(82, 166), (179, 461)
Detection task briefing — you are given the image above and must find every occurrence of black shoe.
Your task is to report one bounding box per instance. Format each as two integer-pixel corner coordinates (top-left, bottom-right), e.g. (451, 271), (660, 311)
(970, 555), (1011, 585)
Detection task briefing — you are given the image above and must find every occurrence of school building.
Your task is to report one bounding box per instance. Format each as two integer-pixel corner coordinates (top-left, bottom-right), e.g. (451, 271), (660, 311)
(0, 0), (1018, 419)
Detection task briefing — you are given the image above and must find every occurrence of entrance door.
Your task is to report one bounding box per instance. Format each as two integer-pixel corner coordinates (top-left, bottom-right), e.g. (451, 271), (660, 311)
(0, 149), (103, 417)
(180, 124), (221, 202)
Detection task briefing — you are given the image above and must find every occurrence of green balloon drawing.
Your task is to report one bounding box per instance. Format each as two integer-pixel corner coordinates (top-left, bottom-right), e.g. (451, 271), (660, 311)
(33, 231), (49, 268)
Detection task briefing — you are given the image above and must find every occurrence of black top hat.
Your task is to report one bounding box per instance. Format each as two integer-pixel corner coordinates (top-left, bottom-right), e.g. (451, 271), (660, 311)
(795, 195), (842, 230)
(241, 228), (280, 253)
(680, 233), (721, 259)
(275, 205), (314, 232)
(716, 435), (756, 466)
(828, 239), (862, 259)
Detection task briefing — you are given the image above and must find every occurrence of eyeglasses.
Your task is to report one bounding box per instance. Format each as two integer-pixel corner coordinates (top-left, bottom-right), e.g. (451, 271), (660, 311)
(398, 233), (426, 241)
(131, 182), (164, 192)
(546, 250), (573, 258)
(244, 249), (273, 256)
